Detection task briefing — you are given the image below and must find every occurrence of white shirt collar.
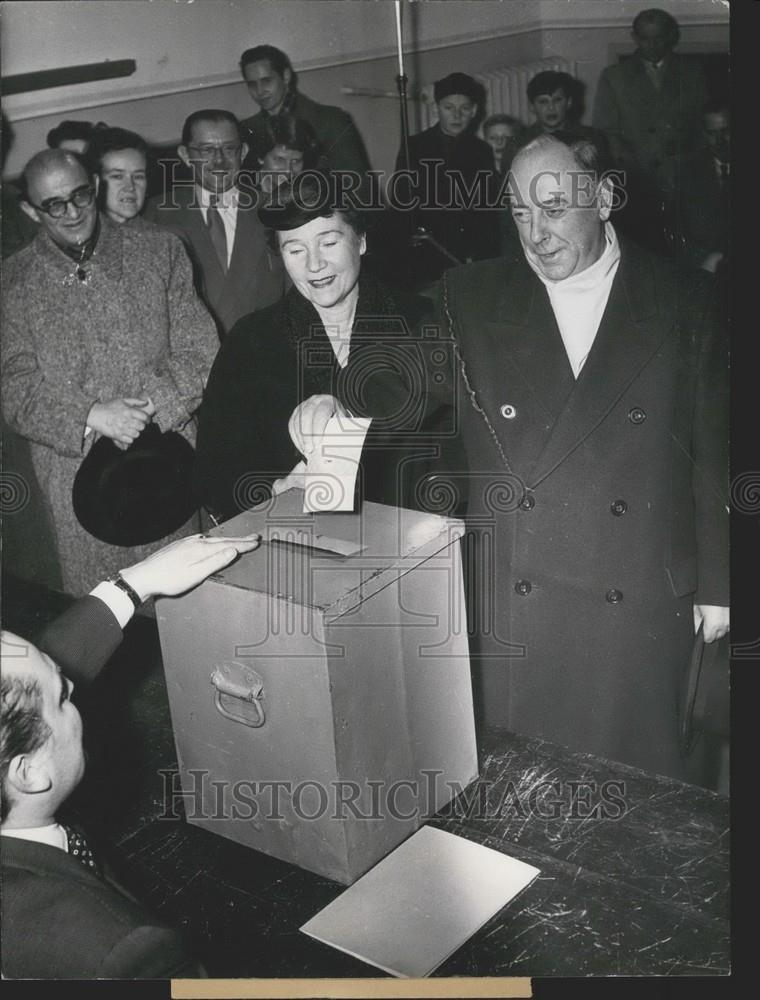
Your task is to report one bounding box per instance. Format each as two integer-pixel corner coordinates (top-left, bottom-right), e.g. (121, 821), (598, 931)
(2, 822), (68, 851)
(197, 185), (239, 210)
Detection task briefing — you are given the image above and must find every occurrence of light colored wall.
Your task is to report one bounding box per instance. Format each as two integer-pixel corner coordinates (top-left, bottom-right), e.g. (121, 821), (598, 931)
(2, 0), (729, 179)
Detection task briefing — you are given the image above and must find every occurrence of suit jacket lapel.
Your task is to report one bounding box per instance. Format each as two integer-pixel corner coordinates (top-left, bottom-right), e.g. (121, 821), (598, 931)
(227, 201), (267, 285)
(180, 196), (226, 286)
(527, 241), (669, 487)
(480, 259), (574, 424)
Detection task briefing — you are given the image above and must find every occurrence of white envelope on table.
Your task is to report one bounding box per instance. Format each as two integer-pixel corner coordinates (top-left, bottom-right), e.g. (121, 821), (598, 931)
(300, 825), (540, 978)
(302, 413), (372, 512)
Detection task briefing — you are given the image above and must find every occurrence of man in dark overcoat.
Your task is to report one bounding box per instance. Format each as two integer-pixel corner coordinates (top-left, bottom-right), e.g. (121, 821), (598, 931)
(310, 130), (728, 781)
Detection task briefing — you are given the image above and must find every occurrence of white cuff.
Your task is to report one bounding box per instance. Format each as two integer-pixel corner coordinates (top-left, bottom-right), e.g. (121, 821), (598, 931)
(89, 581), (135, 629)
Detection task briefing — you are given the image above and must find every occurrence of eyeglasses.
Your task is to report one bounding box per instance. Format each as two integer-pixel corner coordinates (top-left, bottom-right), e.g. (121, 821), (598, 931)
(187, 144), (242, 161)
(29, 183), (96, 218)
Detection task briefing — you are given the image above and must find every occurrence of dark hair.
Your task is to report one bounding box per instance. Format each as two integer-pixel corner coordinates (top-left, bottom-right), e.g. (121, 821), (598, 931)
(240, 45), (295, 85)
(703, 98), (729, 119)
(249, 113), (321, 168)
(632, 8), (680, 45)
(86, 126), (150, 175)
(483, 113), (524, 136)
(433, 71), (484, 107)
(181, 110), (242, 148)
(0, 669), (51, 822)
(46, 119), (98, 149)
(258, 171), (366, 247)
(526, 71), (576, 103)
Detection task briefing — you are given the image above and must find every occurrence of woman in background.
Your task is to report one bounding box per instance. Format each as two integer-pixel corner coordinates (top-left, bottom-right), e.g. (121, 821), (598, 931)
(87, 126), (150, 225)
(247, 113), (321, 195)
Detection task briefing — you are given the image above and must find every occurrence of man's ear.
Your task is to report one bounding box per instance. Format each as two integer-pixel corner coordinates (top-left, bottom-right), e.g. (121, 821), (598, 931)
(283, 68), (292, 90)
(598, 176), (614, 221)
(240, 141), (249, 164)
(20, 200), (40, 224)
(359, 233), (367, 256)
(6, 750), (53, 798)
(178, 145), (191, 168)
(92, 174), (100, 197)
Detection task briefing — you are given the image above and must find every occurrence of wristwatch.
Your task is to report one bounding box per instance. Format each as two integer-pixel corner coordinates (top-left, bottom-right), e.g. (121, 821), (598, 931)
(105, 572), (143, 610)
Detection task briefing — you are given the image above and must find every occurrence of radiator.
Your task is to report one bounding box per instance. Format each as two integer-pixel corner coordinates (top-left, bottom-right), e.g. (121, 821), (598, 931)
(418, 57), (578, 132)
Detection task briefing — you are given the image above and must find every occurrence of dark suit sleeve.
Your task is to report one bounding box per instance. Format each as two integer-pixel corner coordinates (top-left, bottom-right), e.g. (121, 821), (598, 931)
(592, 66), (634, 167)
(335, 292), (452, 429)
(36, 595), (123, 685)
(98, 924), (206, 979)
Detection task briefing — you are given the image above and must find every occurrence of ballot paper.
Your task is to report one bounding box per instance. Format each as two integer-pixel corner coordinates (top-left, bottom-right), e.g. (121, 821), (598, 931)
(300, 825), (540, 978)
(302, 413), (372, 513)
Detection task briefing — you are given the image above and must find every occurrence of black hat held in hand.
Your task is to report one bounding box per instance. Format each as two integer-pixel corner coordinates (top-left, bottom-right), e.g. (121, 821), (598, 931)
(73, 422), (196, 547)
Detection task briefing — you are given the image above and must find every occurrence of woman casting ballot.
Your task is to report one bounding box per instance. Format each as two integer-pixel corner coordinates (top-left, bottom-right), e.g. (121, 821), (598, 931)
(194, 171), (453, 521)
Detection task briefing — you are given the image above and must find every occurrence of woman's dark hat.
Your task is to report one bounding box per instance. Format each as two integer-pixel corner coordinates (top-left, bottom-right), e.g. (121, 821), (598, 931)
(72, 423), (196, 547)
(258, 169), (340, 231)
(433, 72), (482, 105)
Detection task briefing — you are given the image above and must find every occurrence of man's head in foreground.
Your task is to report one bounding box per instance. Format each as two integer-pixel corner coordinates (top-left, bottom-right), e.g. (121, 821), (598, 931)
(1, 532), (260, 829)
(20, 149), (99, 249)
(509, 132), (614, 281)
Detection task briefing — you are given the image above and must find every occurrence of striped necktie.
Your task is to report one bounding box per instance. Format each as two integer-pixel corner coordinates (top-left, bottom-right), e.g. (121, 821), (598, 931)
(206, 194), (229, 273)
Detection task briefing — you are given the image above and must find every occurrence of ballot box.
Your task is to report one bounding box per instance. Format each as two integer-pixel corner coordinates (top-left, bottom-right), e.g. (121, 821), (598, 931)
(156, 489), (478, 884)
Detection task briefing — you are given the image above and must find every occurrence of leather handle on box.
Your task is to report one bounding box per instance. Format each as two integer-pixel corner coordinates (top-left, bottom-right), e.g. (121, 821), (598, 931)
(210, 665), (266, 728)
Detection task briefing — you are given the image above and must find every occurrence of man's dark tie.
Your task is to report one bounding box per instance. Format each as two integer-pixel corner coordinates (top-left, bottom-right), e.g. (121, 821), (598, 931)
(206, 194), (228, 273)
(62, 822), (102, 876)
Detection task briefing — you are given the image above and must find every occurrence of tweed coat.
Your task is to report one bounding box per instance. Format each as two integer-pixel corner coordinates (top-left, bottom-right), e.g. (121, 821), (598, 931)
(1, 595), (202, 978)
(1, 216), (219, 595)
(340, 238), (728, 779)
(145, 186), (287, 337)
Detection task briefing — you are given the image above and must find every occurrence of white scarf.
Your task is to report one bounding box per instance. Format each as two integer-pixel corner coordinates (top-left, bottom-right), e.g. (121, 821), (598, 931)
(530, 222), (621, 379)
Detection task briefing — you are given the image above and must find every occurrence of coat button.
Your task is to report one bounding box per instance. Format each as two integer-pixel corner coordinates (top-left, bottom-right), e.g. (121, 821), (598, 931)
(605, 588), (623, 604)
(520, 493), (535, 511)
(500, 403), (517, 420)
(515, 579), (532, 596)
(610, 499), (628, 516)
(628, 407), (646, 424)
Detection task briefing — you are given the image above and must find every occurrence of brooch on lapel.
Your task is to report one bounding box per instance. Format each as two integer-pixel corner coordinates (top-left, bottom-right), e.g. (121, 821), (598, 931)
(61, 243), (94, 287)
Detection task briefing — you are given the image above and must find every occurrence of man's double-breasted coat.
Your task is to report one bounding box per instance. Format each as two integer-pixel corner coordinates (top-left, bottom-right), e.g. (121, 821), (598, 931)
(345, 238), (728, 779)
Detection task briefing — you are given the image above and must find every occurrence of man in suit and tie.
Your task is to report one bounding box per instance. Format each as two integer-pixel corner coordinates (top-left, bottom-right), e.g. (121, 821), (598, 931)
(298, 129), (729, 782)
(1, 532), (259, 978)
(593, 8), (708, 251)
(146, 109), (286, 338)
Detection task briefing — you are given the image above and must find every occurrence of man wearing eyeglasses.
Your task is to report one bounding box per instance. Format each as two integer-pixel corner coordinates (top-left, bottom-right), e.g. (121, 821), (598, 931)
(146, 109), (286, 338)
(1, 149), (220, 596)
